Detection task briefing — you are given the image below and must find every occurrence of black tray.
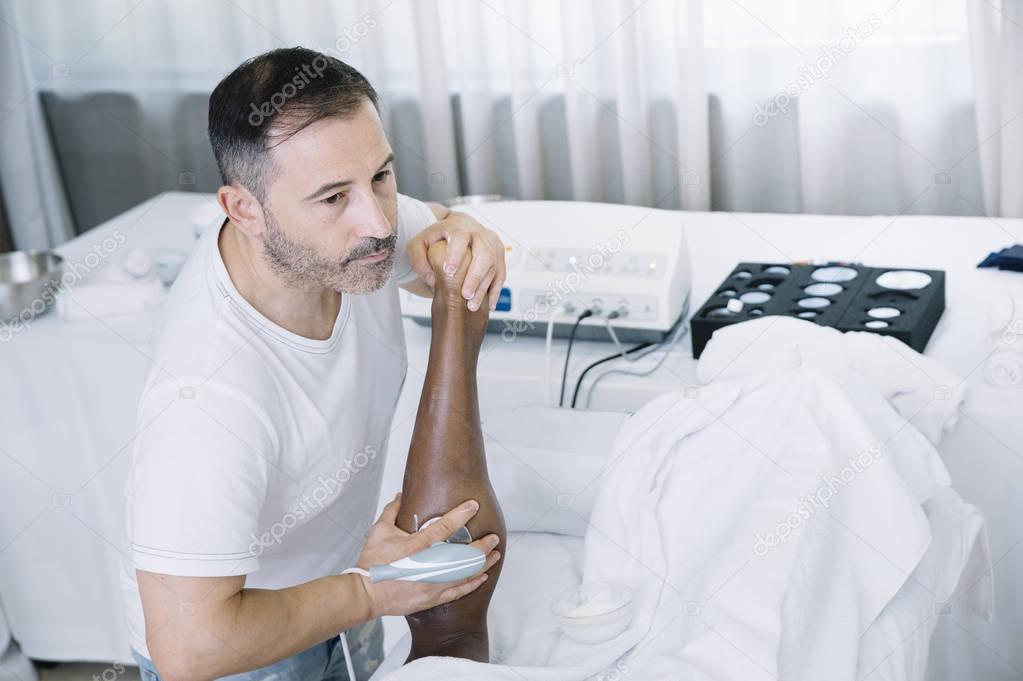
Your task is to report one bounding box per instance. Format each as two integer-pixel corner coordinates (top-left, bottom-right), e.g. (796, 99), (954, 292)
(690, 262), (945, 358)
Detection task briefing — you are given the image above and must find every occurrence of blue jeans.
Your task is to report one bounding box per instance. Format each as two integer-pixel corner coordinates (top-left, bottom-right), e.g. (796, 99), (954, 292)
(132, 618), (384, 681)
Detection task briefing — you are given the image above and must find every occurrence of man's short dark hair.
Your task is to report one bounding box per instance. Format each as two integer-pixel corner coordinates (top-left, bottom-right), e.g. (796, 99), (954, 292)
(208, 47), (379, 201)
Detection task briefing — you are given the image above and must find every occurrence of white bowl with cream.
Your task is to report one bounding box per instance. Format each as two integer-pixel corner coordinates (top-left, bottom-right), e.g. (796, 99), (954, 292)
(551, 582), (634, 644)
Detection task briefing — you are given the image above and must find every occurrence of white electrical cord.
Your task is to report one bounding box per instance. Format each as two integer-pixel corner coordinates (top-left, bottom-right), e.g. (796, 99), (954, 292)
(336, 568), (370, 680)
(602, 316), (645, 362)
(584, 322), (690, 408)
(340, 567), (369, 578)
(340, 631), (358, 681)
(544, 305), (559, 406)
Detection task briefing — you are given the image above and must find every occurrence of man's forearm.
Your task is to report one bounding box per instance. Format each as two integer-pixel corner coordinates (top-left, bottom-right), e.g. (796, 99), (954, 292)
(143, 572), (371, 681)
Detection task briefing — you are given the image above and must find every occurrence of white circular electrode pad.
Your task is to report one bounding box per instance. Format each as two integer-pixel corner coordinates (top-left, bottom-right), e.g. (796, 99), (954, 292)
(804, 283), (842, 296)
(867, 306), (901, 319)
(798, 297), (831, 309)
(875, 270), (932, 290)
(811, 266), (858, 283)
(739, 291), (771, 304)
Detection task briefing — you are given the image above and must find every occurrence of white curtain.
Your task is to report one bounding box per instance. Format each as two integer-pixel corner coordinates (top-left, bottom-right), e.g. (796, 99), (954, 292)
(0, 0), (994, 250)
(703, 0), (979, 216)
(0, 0), (76, 250)
(966, 0), (1023, 217)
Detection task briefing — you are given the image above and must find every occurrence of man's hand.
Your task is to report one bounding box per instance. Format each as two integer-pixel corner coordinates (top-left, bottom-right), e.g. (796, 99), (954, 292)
(353, 493), (501, 618)
(428, 240), (490, 347)
(407, 211), (506, 312)
(135, 499), (498, 681)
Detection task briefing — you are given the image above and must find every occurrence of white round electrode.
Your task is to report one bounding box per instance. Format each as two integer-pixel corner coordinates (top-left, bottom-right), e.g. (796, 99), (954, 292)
(732, 270), (753, 280)
(865, 320), (889, 329)
(867, 306), (901, 319)
(719, 289), (737, 297)
(811, 266), (858, 283)
(764, 266), (791, 275)
(804, 282), (843, 296)
(798, 297), (831, 309)
(757, 283), (775, 291)
(875, 270), (932, 290)
(797, 311), (818, 319)
(739, 291), (771, 304)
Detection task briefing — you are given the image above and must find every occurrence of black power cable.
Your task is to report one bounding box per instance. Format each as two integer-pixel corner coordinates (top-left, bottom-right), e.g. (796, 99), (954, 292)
(558, 309), (593, 407)
(569, 341), (653, 408)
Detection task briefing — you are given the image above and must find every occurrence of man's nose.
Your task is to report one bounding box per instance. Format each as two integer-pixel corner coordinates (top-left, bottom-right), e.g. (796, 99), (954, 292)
(352, 191), (393, 240)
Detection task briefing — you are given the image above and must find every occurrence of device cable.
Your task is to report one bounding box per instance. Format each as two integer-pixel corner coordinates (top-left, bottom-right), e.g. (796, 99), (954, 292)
(339, 631), (358, 681)
(601, 312), (630, 356)
(337, 567), (368, 681)
(558, 309), (593, 407)
(544, 304), (559, 406)
(584, 321), (689, 408)
(570, 340), (653, 408)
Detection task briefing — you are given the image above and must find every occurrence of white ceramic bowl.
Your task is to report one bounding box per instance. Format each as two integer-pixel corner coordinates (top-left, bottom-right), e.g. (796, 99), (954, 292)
(551, 582), (634, 644)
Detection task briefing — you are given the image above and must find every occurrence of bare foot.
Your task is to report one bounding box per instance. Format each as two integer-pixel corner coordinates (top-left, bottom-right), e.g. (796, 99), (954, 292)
(426, 241), (489, 347)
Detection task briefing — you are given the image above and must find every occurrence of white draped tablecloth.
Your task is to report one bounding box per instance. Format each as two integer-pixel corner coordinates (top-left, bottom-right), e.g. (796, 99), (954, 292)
(0, 192), (1020, 678)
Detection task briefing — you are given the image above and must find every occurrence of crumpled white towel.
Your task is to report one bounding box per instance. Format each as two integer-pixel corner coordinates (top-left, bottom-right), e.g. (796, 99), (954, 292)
(854, 487), (993, 680)
(584, 367), (940, 681)
(696, 316), (964, 446)
(985, 349), (1023, 387)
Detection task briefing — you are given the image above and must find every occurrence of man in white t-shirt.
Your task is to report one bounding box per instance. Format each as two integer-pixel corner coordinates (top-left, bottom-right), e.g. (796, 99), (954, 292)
(121, 47), (505, 681)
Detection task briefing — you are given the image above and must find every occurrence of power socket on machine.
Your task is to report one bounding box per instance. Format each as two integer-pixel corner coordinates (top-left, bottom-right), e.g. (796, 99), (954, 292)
(523, 289), (660, 322)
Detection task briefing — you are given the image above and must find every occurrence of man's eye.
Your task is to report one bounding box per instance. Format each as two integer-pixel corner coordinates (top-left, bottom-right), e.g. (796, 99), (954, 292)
(323, 192), (345, 205)
(373, 170), (392, 183)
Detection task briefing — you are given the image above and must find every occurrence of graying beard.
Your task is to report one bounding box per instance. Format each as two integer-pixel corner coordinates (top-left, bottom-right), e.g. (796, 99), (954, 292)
(262, 207), (393, 293)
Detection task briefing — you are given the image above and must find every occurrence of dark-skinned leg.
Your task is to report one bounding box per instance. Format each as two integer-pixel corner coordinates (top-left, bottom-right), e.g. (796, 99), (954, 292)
(396, 241), (506, 663)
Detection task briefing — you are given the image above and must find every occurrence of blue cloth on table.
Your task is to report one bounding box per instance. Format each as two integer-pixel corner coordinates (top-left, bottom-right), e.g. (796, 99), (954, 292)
(978, 244), (1023, 271)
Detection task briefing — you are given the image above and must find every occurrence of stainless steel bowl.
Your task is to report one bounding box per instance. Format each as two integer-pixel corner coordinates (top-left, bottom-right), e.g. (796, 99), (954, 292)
(0, 251), (65, 322)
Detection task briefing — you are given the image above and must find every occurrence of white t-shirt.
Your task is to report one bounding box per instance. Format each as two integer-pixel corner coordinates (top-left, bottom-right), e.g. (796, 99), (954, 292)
(120, 194), (436, 658)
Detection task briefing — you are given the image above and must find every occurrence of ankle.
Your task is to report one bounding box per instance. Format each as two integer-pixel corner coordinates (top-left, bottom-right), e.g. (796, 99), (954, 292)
(406, 629), (489, 663)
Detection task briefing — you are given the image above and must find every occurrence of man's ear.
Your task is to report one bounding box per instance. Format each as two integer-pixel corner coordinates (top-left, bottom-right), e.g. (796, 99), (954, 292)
(217, 184), (264, 237)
